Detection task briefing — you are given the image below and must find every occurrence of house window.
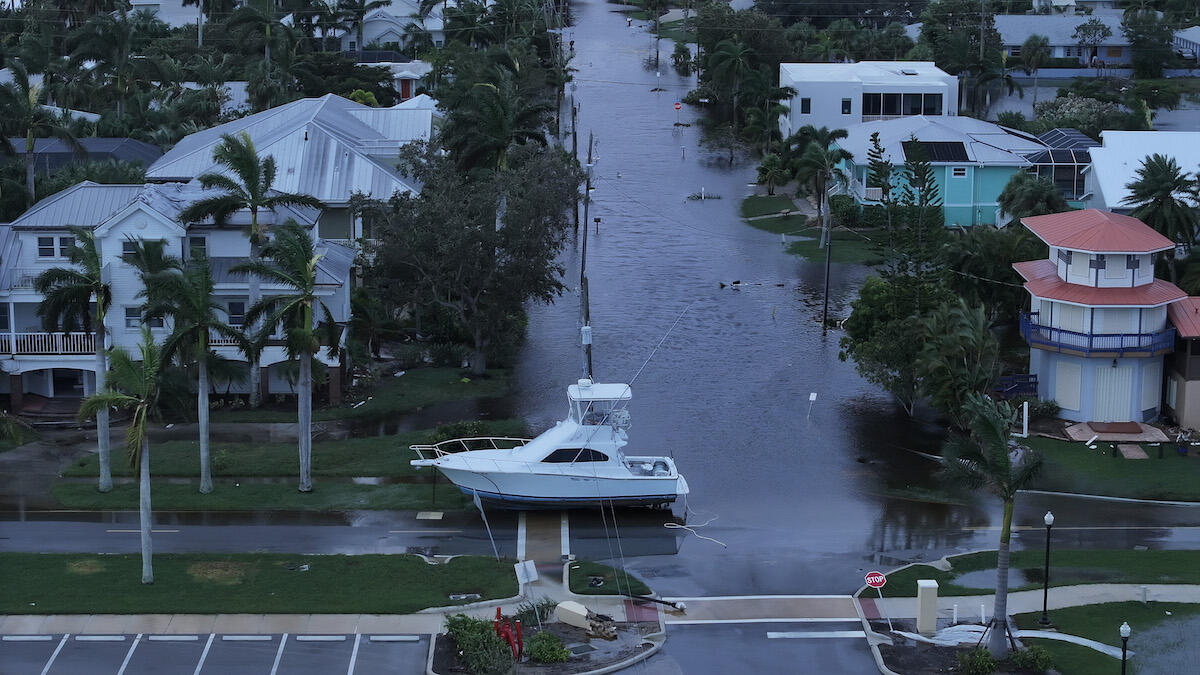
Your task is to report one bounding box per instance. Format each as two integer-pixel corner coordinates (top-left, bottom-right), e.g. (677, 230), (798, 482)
(37, 236), (55, 257)
(882, 93), (901, 116)
(1126, 255), (1140, 270)
(841, 98), (852, 114)
(799, 98), (811, 114)
(903, 93), (923, 116)
(189, 236), (207, 258)
(348, 40), (357, 51)
(1106, 47), (1122, 58)
(227, 301), (245, 328)
(923, 93), (942, 115)
(1167, 376), (1178, 409)
(0, 304), (8, 331)
(1009, 45), (1022, 57)
(126, 306), (163, 329)
(121, 240), (138, 259)
(58, 236), (74, 255)
(952, 167), (967, 177)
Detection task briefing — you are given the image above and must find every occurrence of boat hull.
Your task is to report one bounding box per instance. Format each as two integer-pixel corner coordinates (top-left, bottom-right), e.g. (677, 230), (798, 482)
(437, 467), (687, 509)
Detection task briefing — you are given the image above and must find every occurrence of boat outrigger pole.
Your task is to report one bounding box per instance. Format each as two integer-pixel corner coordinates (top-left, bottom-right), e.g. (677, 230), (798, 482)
(580, 132), (595, 381)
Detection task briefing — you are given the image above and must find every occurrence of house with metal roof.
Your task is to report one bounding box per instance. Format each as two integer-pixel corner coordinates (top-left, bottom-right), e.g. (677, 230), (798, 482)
(1015, 209), (1185, 423)
(0, 182), (352, 413)
(339, 1), (446, 52)
(146, 94), (434, 241)
(6, 138), (163, 175)
(835, 116), (1085, 227)
(1084, 131), (1200, 214)
(996, 13), (1129, 65)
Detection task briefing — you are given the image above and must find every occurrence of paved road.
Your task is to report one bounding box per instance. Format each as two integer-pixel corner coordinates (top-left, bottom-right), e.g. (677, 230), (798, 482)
(643, 622), (878, 674)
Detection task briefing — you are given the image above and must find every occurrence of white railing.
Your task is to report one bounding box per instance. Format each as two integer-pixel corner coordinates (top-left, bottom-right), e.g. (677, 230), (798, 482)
(0, 332), (95, 355)
(7, 268), (43, 290)
(209, 329), (243, 347)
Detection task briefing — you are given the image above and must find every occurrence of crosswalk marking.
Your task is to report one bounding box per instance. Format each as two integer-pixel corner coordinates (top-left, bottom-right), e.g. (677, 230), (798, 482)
(767, 631), (867, 639)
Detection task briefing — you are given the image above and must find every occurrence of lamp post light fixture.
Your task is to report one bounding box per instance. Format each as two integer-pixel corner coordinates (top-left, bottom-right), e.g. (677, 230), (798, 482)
(1039, 510), (1054, 627)
(1120, 621), (1131, 675)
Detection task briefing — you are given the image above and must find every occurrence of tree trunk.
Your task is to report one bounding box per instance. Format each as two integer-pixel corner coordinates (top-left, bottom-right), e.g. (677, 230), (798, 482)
(297, 351), (313, 493)
(989, 498), (1015, 657)
(95, 319), (112, 493)
(248, 237), (262, 408)
(198, 347), (212, 494)
(24, 128), (35, 205)
(139, 436), (154, 584)
(1032, 69), (1039, 110)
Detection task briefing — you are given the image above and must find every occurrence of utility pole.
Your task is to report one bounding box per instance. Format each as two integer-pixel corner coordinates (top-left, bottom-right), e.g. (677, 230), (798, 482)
(580, 132), (595, 380)
(198, 1), (204, 48)
(572, 103), (579, 231)
(979, 0), (985, 63)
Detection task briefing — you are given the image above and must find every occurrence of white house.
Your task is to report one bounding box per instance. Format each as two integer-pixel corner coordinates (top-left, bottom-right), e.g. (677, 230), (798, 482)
(147, 94), (433, 241)
(130, 0), (209, 27)
(1084, 131), (1200, 213)
(1174, 26), (1200, 60)
(778, 62), (957, 139)
(996, 13), (1129, 65)
(340, 1), (446, 52)
(1016, 209), (1185, 423)
(0, 182), (353, 413)
(1034, 0), (1120, 13)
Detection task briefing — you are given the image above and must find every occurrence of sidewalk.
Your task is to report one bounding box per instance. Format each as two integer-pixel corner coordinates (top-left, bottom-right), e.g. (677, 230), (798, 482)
(859, 583), (1200, 621)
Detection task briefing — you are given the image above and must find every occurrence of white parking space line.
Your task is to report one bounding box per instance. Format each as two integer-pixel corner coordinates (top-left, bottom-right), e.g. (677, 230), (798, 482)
(116, 633), (143, 675)
(294, 635), (347, 642)
(149, 635), (199, 641)
(415, 511), (443, 520)
(368, 635), (420, 642)
(516, 512), (527, 560)
(2, 635), (54, 641)
(76, 635), (126, 641)
(39, 634), (69, 675)
(222, 635), (274, 641)
(269, 634), (288, 675)
(347, 633), (362, 675)
(105, 529), (180, 533)
(192, 634), (215, 675)
(766, 631), (867, 639)
(666, 618), (862, 625)
(561, 511), (571, 557)
(387, 529), (461, 534)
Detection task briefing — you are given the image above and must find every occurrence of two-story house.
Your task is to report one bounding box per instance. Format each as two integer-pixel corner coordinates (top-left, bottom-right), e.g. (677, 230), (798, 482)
(1015, 209), (1185, 423)
(777, 62), (958, 139)
(0, 181), (352, 413)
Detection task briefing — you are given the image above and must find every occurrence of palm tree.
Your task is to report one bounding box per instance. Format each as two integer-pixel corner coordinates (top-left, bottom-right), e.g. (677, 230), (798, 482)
(79, 328), (166, 584)
(793, 128), (851, 248)
(997, 172), (1069, 223)
(756, 153), (789, 196)
(144, 255), (245, 495)
(442, 72), (552, 172)
(68, 12), (144, 118)
(0, 60), (84, 204)
(707, 39), (755, 128)
(975, 55), (1023, 117)
(444, 0), (494, 49)
(338, 0), (390, 50)
(941, 393), (1042, 658)
(34, 227), (113, 493)
(1122, 153), (1198, 282)
(230, 2), (285, 66)
(1020, 35), (1051, 109)
(177, 131), (324, 407)
(233, 223), (338, 493)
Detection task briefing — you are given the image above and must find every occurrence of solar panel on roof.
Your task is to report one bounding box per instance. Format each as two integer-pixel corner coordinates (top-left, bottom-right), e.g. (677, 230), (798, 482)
(901, 141), (968, 162)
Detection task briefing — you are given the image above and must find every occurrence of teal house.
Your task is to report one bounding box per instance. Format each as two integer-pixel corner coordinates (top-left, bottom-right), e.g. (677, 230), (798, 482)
(834, 116), (1086, 227)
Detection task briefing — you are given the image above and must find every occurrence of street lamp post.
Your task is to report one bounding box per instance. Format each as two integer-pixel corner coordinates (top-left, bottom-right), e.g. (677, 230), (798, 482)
(1120, 622), (1131, 675)
(1039, 511), (1054, 627)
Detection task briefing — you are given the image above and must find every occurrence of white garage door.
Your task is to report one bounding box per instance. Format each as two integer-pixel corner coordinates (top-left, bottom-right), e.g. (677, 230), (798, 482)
(1093, 365), (1134, 422)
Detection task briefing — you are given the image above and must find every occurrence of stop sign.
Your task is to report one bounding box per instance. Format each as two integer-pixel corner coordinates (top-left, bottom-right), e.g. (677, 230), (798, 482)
(674, 101), (682, 111)
(865, 571), (887, 588)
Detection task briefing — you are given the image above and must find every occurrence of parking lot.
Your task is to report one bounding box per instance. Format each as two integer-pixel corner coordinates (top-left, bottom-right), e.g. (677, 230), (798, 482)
(0, 633), (428, 674)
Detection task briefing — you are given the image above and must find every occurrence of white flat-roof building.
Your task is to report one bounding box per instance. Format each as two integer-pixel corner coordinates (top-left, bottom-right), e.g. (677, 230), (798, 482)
(1084, 131), (1200, 213)
(778, 62), (957, 138)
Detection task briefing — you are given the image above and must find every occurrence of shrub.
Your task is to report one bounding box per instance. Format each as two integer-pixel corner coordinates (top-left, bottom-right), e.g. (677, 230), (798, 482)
(829, 194), (860, 228)
(995, 111), (1027, 131)
(515, 597), (558, 626)
(428, 342), (470, 367)
(1030, 399), (1060, 420)
(527, 630), (571, 664)
(444, 614), (513, 675)
(956, 647), (996, 675)
(1008, 645), (1054, 672)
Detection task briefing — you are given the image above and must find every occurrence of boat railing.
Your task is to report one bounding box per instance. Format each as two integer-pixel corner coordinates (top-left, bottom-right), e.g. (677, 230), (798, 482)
(410, 436), (532, 461)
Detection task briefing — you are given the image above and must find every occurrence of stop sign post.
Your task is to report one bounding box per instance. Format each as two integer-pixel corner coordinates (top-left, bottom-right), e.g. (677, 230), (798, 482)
(674, 101), (681, 126)
(865, 571), (893, 631)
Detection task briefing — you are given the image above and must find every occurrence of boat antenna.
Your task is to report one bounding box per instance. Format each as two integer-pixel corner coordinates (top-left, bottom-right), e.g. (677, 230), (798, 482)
(579, 132), (596, 381)
(627, 300), (693, 389)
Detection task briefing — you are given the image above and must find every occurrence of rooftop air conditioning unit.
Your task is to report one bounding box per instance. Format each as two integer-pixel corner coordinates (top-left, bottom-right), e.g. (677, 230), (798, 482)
(864, 187), (884, 201)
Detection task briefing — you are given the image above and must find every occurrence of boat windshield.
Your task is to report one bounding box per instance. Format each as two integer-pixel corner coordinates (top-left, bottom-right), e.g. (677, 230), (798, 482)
(573, 398), (620, 426)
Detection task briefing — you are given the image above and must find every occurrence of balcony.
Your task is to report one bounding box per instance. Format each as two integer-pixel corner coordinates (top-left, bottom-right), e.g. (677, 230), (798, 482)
(1020, 312), (1175, 357)
(6, 268), (43, 290)
(0, 332), (95, 355)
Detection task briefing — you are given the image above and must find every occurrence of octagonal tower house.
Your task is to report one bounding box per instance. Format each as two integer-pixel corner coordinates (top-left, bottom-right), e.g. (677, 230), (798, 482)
(1014, 210), (1186, 423)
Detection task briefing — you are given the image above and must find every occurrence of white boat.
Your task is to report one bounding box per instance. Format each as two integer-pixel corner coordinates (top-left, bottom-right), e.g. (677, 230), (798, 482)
(410, 379), (689, 508)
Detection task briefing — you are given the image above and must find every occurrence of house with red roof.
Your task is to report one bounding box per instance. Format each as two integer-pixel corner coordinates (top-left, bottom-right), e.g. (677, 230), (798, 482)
(1014, 209), (1185, 423)
(1165, 300), (1200, 429)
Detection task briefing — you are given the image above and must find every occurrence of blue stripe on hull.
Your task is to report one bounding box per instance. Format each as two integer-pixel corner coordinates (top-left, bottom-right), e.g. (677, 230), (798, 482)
(460, 487), (679, 509)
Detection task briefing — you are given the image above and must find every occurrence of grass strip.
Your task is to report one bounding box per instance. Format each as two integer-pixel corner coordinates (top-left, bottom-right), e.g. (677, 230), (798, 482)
(882, 550), (1200, 598)
(567, 560), (652, 596)
(748, 214), (808, 235)
(1015, 602), (1200, 675)
(0, 553), (515, 615)
(1024, 435), (1200, 502)
(63, 419), (527, 478)
(206, 367), (510, 423)
(52, 481), (469, 511)
(786, 227), (883, 264)
(740, 195), (796, 218)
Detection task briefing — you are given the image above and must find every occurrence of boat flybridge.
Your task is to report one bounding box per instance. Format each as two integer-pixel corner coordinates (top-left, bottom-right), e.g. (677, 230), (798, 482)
(410, 379), (689, 509)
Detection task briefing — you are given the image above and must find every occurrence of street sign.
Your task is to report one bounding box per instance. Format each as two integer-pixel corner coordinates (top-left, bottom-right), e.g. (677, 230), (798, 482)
(674, 101), (682, 111)
(865, 571), (887, 588)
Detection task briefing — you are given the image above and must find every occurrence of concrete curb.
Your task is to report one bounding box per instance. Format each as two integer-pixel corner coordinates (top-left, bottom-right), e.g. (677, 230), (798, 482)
(1018, 489), (1200, 507)
(852, 596), (901, 675)
(853, 551), (973, 599)
(415, 590), (526, 615)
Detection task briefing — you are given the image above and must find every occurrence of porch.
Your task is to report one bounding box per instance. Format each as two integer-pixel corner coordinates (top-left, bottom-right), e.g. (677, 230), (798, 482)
(1020, 311), (1176, 358)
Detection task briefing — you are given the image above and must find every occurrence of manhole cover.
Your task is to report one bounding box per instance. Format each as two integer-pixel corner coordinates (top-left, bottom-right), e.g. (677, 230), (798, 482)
(568, 644), (596, 655)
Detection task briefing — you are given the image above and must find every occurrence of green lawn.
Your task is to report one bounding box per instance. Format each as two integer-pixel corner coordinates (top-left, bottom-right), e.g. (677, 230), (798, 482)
(206, 367), (510, 423)
(786, 227), (883, 264)
(748, 214), (808, 235)
(62, 419), (527, 478)
(52, 480), (469, 511)
(1024, 435), (1200, 501)
(657, 20), (694, 45)
(740, 195), (796, 218)
(567, 561), (652, 596)
(882, 550), (1200, 598)
(1016, 602), (1200, 675)
(0, 553), (516, 615)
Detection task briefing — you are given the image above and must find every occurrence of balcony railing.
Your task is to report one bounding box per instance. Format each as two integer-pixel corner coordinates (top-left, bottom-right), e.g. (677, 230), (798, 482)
(6, 268), (43, 290)
(1020, 311), (1176, 357)
(0, 332), (95, 355)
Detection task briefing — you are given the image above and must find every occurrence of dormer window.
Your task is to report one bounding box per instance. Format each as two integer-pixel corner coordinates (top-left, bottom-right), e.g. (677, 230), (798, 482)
(1058, 250), (1072, 264)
